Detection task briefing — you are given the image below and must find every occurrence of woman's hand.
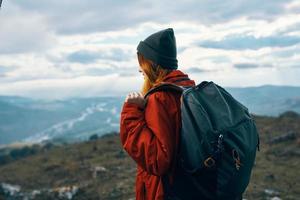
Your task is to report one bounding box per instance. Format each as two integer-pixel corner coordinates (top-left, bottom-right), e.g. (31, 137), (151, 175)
(125, 92), (146, 109)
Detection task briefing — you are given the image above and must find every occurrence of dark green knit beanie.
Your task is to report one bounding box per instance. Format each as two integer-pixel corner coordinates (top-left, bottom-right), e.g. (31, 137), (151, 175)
(137, 28), (178, 69)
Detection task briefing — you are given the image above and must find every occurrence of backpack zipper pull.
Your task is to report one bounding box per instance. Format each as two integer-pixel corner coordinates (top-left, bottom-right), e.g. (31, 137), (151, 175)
(232, 149), (243, 170)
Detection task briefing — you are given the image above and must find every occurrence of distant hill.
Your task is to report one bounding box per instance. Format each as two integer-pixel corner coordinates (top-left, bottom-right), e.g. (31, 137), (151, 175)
(226, 85), (300, 116)
(0, 84), (299, 145)
(0, 113), (299, 199)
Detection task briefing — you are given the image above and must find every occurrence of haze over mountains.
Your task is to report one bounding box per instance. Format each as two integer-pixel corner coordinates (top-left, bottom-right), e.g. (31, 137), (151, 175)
(0, 96), (122, 145)
(0, 84), (299, 145)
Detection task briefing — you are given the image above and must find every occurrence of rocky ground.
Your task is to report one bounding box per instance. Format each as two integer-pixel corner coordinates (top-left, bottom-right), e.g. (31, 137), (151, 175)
(0, 111), (299, 200)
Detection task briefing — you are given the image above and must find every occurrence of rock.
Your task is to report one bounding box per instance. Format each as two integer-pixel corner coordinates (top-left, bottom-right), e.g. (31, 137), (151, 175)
(268, 132), (297, 144)
(108, 187), (122, 198)
(270, 197), (281, 200)
(115, 149), (126, 158)
(0, 185), (5, 197)
(264, 188), (280, 196)
(0, 182), (21, 196)
(91, 166), (107, 178)
(297, 137), (300, 146)
(31, 189), (41, 198)
(278, 146), (300, 157)
(54, 185), (79, 200)
(264, 174), (275, 181)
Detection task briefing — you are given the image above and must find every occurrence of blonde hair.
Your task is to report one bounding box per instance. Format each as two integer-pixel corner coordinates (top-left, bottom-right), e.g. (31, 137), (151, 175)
(137, 52), (174, 96)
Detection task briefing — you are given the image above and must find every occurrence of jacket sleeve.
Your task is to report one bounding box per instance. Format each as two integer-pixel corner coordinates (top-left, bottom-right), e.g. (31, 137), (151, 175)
(120, 92), (177, 176)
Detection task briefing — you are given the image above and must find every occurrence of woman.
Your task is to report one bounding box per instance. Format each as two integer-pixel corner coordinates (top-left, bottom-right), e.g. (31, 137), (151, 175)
(120, 28), (195, 200)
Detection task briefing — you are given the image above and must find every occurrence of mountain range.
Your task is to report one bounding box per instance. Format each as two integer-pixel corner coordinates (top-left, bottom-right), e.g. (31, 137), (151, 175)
(0, 84), (299, 145)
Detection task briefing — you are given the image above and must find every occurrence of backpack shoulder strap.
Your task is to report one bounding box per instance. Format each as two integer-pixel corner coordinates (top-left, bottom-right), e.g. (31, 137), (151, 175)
(144, 82), (191, 100)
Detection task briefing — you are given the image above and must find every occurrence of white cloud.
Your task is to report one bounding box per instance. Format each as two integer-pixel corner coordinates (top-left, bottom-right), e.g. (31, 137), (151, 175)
(0, 1), (56, 54)
(188, 66), (300, 87)
(0, 0), (300, 99)
(0, 74), (144, 100)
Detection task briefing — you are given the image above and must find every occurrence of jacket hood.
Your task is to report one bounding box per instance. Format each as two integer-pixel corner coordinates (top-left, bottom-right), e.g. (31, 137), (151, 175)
(161, 69), (196, 87)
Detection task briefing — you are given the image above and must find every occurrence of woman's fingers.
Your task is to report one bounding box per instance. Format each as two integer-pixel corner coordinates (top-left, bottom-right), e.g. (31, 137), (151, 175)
(133, 92), (137, 98)
(125, 92), (145, 107)
(125, 92), (133, 102)
(124, 92), (146, 109)
(132, 92), (140, 98)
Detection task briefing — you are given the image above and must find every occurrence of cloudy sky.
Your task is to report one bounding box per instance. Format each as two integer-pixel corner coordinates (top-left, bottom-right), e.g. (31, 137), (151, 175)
(0, 0), (300, 99)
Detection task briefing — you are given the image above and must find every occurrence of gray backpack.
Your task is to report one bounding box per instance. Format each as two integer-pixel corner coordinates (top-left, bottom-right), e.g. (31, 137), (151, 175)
(144, 80), (260, 200)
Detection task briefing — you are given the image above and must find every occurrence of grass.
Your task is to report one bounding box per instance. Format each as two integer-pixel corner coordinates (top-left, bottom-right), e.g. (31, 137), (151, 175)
(0, 113), (299, 199)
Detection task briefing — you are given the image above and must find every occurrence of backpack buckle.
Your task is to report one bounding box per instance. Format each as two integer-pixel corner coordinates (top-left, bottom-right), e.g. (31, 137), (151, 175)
(204, 157), (216, 168)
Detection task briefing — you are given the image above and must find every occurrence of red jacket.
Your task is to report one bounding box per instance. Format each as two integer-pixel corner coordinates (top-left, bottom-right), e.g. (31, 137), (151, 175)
(120, 69), (196, 200)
